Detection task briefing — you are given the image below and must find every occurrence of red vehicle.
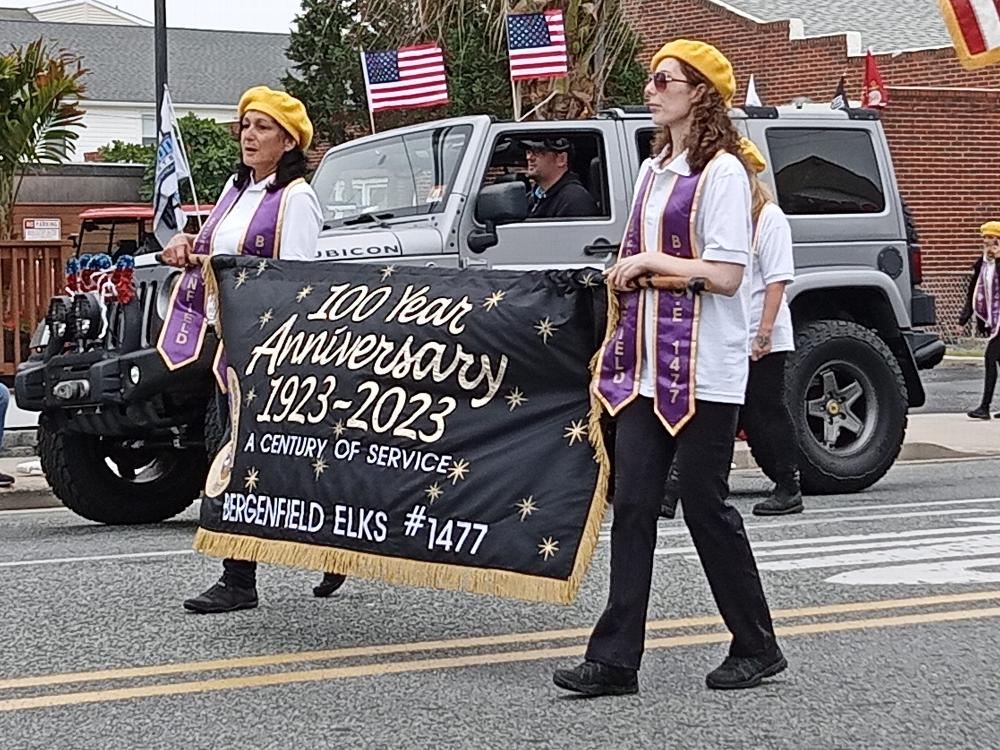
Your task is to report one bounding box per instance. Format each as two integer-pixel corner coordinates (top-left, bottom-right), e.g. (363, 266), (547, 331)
(73, 204), (212, 260)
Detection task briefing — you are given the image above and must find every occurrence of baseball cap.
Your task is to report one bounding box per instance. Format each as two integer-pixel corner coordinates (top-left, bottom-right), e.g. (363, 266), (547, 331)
(519, 136), (573, 153)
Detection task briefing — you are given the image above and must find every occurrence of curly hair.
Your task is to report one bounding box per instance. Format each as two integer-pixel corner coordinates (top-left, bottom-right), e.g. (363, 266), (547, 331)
(649, 60), (748, 174)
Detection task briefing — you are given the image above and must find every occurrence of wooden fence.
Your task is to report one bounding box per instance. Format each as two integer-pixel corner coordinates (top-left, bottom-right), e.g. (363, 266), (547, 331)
(1, 241), (74, 378)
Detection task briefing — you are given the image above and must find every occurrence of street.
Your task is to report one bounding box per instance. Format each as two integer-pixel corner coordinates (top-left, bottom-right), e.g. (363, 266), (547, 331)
(2, 454), (1000, 749)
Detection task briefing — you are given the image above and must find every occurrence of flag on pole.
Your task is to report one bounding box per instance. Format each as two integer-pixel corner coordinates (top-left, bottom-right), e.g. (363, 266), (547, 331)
(152, 87), (190, 247)
(745, 74), (762, 106)
(862, 50), (889, 108)
(830, 75), (848, 110)
(938, 0), (1000, 70)
(506, 10), (569, 81)
(361, 44), (449, 113)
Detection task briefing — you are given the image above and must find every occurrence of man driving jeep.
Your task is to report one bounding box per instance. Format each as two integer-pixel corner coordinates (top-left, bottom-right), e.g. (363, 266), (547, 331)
(520, 137), (598, 219)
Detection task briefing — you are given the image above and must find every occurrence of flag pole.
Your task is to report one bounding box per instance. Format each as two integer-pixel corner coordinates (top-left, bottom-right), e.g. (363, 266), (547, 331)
(164, 85), (202, 229)
(504, 5), (521, 120)
(359, 49), (377, 135)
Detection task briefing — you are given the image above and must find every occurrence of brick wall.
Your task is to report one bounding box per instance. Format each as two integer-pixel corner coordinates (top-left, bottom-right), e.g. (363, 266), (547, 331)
(623, 0), (1000, 281)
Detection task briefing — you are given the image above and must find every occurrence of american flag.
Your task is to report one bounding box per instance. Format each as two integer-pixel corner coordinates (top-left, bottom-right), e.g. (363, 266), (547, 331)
(361, 44), (449, 113)
(506, 10), (569, 81)
(939, 0), (1000, 70)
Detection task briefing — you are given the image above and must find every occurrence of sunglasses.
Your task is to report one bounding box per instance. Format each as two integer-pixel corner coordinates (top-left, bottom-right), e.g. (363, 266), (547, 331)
(647, 71), (694, 92)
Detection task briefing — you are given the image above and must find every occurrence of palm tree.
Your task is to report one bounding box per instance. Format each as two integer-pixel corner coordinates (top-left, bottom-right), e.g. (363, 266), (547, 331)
(0, 39), (87, 240)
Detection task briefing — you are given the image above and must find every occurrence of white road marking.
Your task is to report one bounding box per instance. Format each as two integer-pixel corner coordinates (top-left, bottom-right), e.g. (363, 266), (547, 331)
(829, 558), (1000, 585)
(756, 534), (1000, 571)
(0, 507), (71, 516)
(0, 550), (192, 568)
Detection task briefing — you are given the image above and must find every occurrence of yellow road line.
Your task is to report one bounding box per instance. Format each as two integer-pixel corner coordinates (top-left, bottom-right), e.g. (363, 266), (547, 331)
(2, 604), (999, 713)
(2, 589), (1000, 692)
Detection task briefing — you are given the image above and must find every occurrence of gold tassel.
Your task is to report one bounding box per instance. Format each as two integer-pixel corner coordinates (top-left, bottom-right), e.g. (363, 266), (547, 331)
(198, 255), (222, 335)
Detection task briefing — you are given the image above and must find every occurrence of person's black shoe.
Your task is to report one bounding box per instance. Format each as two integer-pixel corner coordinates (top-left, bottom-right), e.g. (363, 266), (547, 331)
(967, 406), (991, 420)
(313, 572), (347, 598)
(0, 472), (14, 488)
(706, 649), (787, 690)
(660, 494), (678, 520)
(753, 487), (804, 516)
(553, 660), (638, 696)
(183, 579), (258, 613)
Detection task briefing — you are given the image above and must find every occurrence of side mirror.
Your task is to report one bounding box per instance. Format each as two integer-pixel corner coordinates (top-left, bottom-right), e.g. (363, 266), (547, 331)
(468, 182), (529, 254)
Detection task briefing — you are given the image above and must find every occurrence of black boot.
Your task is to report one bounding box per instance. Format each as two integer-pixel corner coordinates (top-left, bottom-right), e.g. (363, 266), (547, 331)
(313, 572), (347, 598)
(968, 406), (991, 420)
(753, 473), (804, 516)
(553, 660), (638, 696)
(660, 465), (680, 519)
(706, 648), (787, 690)
(183, 559), (258, 613)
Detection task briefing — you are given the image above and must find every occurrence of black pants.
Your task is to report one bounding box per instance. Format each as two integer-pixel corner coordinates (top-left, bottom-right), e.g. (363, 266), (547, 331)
(740, 352), (798, 488)
(979, 335), (1000, 409)
(587, 398), (777, 670)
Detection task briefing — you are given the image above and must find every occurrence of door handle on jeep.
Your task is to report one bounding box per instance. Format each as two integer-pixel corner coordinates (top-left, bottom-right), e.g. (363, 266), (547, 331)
(584, 239), (620, 256)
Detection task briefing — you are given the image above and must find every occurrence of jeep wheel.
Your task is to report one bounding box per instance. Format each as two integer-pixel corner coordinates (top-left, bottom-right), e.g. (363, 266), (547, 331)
(785, 320), (908, 495)
(38, 422), (207, 524)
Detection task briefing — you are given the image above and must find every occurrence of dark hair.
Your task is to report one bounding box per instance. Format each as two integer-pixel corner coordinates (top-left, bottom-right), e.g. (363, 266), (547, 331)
(649, 59), (747, 174)
(234, 147), (308, 191)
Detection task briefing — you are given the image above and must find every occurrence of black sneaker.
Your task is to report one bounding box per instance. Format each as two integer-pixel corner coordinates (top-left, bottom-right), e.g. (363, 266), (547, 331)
(182, 579), (258, 614)
(660, 495), (678, 520)
(967, 407), (991, 420)
(553, 660), (638, 696)
(706, 650), (787, 690)
(0, 472), (13, 488)
(753, 488), (804, 516)
(313, 572), (347, 598)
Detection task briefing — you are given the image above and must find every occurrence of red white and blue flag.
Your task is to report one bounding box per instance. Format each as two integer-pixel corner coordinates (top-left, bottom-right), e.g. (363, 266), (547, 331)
(506, 10), (569, 81)
(361, 44), (449, 113)
(939, 0), (1000, 69)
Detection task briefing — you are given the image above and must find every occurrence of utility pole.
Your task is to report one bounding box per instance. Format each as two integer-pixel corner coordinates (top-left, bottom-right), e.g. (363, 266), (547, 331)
(154, 0), (167, 134)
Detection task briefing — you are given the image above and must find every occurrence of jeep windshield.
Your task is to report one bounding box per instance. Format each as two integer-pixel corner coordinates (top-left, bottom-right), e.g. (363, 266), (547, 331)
(312, 124), (472, 229)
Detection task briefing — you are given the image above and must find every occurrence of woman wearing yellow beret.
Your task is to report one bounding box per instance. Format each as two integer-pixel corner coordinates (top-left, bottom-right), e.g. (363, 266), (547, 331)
(160, 87), (347, 612)
(959, 222), (1000, 420)
(554, 40), (784, 695)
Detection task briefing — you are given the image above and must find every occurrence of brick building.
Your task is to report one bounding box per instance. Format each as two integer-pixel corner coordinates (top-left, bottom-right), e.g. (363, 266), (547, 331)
(623, 0), (999, 338)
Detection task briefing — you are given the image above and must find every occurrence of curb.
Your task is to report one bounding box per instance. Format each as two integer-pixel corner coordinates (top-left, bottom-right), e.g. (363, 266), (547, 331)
(0, 488), (60, 512)
(732, 441), (999, 471)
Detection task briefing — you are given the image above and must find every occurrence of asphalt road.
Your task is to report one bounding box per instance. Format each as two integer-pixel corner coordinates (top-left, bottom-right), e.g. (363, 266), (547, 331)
(915, 357), (989, 414)
(2, 456), (1000, 750)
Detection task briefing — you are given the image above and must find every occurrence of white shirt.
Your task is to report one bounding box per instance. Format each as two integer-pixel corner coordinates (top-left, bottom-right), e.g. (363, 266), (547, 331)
(637, 151), (753, 405)
(748, 202), (795, 353)
(207, 174), (323, 260)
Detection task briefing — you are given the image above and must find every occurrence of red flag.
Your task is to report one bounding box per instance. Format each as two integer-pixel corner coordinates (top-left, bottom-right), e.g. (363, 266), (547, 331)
(862, 50), (888, 109)
(938, 0), (1000, 70)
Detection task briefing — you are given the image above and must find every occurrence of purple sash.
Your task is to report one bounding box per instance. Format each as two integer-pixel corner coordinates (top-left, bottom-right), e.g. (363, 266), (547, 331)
(156, 178), (300, 373)
(974, 260), (1000, 338)
(596, 160), (706, 435)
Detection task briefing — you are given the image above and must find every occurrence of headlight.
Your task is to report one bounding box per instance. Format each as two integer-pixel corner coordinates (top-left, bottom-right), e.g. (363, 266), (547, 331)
(45, 296), (72, 343)
(69, 292), (104, 341)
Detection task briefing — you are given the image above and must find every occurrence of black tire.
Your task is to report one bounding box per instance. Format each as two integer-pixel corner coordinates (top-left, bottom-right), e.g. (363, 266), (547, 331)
(38, 421), (207, 524)
(784, 320), (908, 495)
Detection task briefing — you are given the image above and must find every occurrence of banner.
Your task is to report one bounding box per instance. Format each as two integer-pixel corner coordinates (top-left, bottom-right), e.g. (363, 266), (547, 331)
(152, 86), (190, 247)
(194, 258), (611, 604)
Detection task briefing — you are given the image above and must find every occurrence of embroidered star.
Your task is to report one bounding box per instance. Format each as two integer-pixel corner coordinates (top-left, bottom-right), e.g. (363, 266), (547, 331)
(379, 265), (397, 281)
(564, 419), (587, 446)
(258, 308), (274, 329)
(244, 387), (257, 406)
(505, 387), (527, 412)
(331, 419), (346, 438)
(581, 273), (599, 288)
(483, 289), (506, 311)
(234, 269), (249, 289)
(312, 456), (328, 480)
(296, 285), (314, 302)
(515, 495), (538, 521)
(538, 536), (559, 561)
(244, 466), (260, 492)
(255, 259), (269, 277)
(447, 458), (470, 485)
(425, 482), (444, 504)
(535, 317), (558, 344)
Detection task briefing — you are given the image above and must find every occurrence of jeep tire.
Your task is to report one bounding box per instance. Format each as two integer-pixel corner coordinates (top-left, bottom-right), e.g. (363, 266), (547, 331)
(38, 420), (207, 524)
(783, 320), (908, 495)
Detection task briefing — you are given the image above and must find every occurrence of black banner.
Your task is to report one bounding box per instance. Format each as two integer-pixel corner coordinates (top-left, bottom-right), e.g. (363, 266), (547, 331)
(195, 256), (610, 604)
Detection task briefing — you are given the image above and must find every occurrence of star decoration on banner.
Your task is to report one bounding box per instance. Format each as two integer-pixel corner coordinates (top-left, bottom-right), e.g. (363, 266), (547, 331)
(312, 456), (328, 480)
(379, 265), (397, 281)
(505, 387), (527, 412)
(581, 273), (599, 288)
(425, 482), (444, 504)
(258, 308), (274, 329)
(447, 458), (470, 485)
(535, 317), (558, 344)
(564, 419), (587, 446)
(331, 419), (346, 438)
(234, 269), (249, 289)
(515, 495), (538, 521)
(483, 289), (506, 311)
(538, 536), (559, 561)
(255, 259), (269, 277)
(296, 285), (314, 302)
(244, 466), (260, 492)
(244, 387), (257, 406)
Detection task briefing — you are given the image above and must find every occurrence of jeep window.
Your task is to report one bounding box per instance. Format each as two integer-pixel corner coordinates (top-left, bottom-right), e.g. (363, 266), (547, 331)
(766, 128), (885, 215)
(635, 128), (656, 161)
(480, 131), (611, 219)
(312, 124), (472, 228)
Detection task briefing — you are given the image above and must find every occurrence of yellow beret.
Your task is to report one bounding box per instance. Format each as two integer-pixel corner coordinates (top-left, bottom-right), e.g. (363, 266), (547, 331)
(238, 86), (313, 150)
(740, 137), (766, 173)
(981, 221), (1000, 237)
(650, 39), (736, 106)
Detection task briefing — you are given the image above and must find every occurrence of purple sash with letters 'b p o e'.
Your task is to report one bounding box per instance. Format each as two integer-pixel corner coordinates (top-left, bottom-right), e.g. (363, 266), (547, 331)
(974, 261), (1000, 338)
